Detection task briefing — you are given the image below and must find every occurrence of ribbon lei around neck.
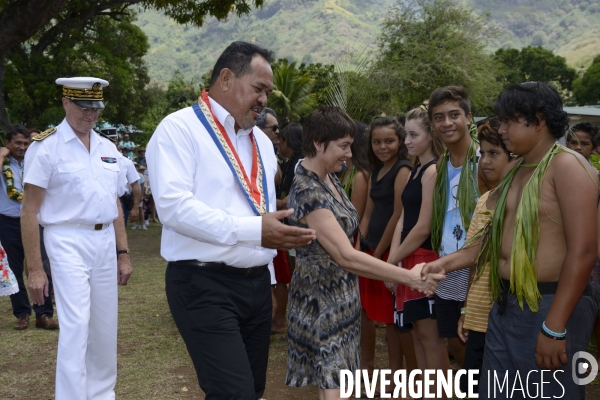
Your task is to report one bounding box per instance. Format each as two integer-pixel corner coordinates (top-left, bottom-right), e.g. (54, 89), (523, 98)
(192, 90), (268, 215)
(477, 142), (565, 312)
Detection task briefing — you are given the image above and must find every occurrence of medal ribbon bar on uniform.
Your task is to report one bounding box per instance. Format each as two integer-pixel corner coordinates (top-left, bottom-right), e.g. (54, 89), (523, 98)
(192, 90), (269, 215)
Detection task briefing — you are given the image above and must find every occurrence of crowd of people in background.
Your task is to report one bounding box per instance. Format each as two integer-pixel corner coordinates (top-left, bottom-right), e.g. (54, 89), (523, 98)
(254, 81), (600, 399)
(1, 40), (600, 400)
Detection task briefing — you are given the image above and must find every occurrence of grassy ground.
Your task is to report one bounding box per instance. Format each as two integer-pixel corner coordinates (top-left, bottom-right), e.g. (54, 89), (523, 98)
(0, 223), (598, 399)
(0, 223), (316, 399)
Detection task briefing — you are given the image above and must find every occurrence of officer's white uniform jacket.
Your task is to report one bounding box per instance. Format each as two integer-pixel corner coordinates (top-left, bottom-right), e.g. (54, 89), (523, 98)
(23, 119), (126, 225)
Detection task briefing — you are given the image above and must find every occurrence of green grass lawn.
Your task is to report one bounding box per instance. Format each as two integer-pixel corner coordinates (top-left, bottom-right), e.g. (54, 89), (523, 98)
(0, 223), (204, 399)
(0, 223), (316, 399)
(0, 223), (597, 399)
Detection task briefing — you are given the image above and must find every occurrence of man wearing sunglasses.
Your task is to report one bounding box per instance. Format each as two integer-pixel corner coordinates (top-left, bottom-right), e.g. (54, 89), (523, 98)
(21, 77), (132, 399)
(256, 107), (280, 152)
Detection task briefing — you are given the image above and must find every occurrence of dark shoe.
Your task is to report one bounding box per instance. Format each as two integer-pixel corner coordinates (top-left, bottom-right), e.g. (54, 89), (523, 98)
(14, 315), (30, 330)
(35, 314), (59, 330)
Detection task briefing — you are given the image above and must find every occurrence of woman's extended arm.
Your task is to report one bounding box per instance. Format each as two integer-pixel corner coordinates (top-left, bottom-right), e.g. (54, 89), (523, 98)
(303, 208), (444, 294)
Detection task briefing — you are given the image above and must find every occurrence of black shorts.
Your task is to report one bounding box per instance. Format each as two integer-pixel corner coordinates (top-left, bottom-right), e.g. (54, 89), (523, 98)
(434, 294), (463, 338)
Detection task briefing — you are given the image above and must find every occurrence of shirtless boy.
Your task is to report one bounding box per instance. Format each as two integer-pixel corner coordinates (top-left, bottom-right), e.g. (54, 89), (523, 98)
(477, 82), (599, 399)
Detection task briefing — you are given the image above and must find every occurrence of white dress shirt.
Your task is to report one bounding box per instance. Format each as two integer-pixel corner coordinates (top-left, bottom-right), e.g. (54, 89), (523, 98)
(117, 154), (140, 195)
(23, 119), (126, 226)
(146, 96), (278, 268)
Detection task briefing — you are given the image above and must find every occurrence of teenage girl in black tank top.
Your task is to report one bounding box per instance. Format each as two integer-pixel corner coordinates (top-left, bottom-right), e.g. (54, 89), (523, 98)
(356, 117), (414, 394)
(387, 106), (452, 395)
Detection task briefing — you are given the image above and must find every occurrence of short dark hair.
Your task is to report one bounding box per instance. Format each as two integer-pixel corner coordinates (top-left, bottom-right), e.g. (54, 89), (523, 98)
(256, 107), (277, 128)
(428, 86), (471, 121)
(477, 117), (511, 161)
(494, 82), (569, 139)
(279, 123), (303, 159)
(6, 124), (30, 142)
(302, 106), (356, 157)
(210, 41), (273, 87)
(568, 122), (599, 145)
(366, 116), (409, 167)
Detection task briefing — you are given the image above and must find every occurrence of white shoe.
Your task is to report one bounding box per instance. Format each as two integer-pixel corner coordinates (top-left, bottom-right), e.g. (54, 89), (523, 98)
(145, 220), (149, 226)
(141, 225), (147, 230)
(131, 225), (139, 230)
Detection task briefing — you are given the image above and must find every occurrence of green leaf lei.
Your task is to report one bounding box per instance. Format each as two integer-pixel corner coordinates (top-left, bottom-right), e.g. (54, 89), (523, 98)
(341, 165), (358, 198)
(476, 142), (565, 312)
(431, 120), (480, 252)
(589, 154), (600, 173)
(2, 156), (24, 203)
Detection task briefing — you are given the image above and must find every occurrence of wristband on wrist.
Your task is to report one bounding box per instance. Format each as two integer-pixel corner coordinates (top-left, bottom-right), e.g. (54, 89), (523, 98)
(541, 321), (566, 340)
(460, 307), (467, 315)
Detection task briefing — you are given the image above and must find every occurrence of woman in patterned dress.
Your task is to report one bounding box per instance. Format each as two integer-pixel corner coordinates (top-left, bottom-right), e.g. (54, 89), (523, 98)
(285, 106), (445, 400)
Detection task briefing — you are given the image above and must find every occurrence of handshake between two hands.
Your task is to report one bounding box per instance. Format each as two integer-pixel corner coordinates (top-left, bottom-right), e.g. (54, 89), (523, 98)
(384, 259), (446, 296)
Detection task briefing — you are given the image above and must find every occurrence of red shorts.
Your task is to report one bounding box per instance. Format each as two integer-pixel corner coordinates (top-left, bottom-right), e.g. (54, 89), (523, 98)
(273, 250), (291, 284)
(394, 248), (438, 329)
(359, 249), (394, 324)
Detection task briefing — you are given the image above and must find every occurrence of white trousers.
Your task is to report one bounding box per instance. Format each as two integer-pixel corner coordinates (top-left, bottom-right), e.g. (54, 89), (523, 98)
(44, 224), (118, 400)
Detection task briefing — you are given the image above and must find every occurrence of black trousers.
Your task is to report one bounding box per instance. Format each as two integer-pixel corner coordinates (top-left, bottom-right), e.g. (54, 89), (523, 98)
(165, 263), (272, 400)
(460, 330), (486, 394)
(0, 215), (54, 318)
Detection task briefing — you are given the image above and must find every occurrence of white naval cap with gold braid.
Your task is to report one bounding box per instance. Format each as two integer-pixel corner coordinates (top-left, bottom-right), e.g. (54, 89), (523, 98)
(56, 77), (109, 109)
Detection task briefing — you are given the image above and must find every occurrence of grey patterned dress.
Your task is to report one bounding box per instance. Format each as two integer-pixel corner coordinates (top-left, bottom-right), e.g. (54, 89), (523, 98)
(285, 163), (361, 389)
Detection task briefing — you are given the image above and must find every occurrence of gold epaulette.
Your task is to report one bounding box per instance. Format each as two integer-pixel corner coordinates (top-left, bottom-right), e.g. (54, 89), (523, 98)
(98, 131), (116, 144)
(32, 127), (57, 141)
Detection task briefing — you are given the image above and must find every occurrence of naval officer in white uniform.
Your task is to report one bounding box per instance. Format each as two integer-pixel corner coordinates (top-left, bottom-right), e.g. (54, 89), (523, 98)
(22, 77), (132, 400)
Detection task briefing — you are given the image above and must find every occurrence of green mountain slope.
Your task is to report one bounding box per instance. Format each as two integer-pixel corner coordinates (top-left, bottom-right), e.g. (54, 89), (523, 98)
(134, 0), (600, 84)
(466, 0), (600, 69)
(135, 0), (394, 83)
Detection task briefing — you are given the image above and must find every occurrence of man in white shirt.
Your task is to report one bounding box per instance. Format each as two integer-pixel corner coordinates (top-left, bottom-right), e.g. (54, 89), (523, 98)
(118, 153), (141, 227)
(0, 125), (58, 330)
(146, 41), (316, 400)
(21, 77), (132, 400)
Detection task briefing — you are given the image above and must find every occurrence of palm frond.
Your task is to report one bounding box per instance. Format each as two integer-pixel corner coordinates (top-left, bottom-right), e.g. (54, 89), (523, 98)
(269, 61), (316, 123)
(324, 44), (379, 122)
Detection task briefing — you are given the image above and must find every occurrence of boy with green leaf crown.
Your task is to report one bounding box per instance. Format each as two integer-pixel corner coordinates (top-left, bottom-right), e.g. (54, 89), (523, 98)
(476, 82), (599, 399)
(429, 86), (481, 368)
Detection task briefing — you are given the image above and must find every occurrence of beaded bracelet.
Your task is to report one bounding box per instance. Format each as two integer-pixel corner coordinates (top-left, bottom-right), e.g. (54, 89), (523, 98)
(541, 321), (566, 340)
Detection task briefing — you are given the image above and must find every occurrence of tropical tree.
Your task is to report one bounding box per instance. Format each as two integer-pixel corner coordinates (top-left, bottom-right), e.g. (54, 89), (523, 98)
(325, 46), (388, 123)
(372, 0), (502, 115)
(494, 46), (577, 91)
(297, 62), (336, 110)
(573, 55), (600, 105)
(268, 60), (316, 124)
(136, 82), (169, 145)
(0, 0), (264, 131)
(165, 70), (203, 111)
(5, 10), (150, 129)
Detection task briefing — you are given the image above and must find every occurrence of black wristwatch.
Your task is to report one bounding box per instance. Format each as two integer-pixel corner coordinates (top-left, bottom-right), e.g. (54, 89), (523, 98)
(117, 249), (130, 256)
